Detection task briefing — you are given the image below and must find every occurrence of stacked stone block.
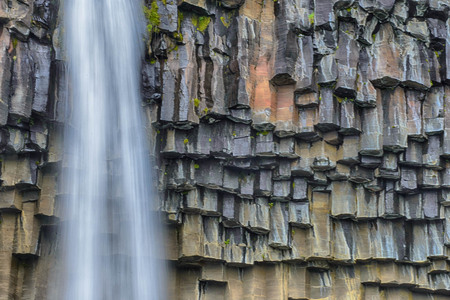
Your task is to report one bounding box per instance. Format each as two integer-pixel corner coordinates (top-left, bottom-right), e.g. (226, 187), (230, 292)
(1, 0), (450, 299)
(145, 0), (450, 298)
(0, 0), (65, 299)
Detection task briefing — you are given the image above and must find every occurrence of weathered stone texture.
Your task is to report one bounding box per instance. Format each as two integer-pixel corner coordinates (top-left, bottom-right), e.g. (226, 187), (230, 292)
(149, 0), (450, 297)
(1, 0), (450, 298)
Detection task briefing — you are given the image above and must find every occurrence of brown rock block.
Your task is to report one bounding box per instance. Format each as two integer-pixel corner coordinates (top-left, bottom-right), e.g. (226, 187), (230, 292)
(332, 266), (360, 299)
(0, 155), (36, 188)
(176, 267), (201, 300)
(310, 191), (331, 258)
(36, 172), (58, 217)
(310, 139), (337, 171)
(275, 85), (298, 137)
(179, 213), (204, 259)
(356, 185), (377, 219)
(378, 152), (400, 180)
(289, 227), (311, 260)
(337, 135), (360, 165)
(368, 23), (403, 88)
(399, 32), (432, 90)
(288, 201), (310, 228)
(309, 270), (332, 299)
(295, 92), (319, 108)
(332, 220), (355, 262)
(356, 224), (378, 261)
(160, 129), (186, 157)
(297, 107), (321, 141)
(241, 2), (277, 129)
(0, 251), (17, 300)
(287, 264), (308, 299)
(14, 201), (39, 255)
(362, 285), (381, 300)
(372, 219), (405, 260)
(331, 181), (357, 218)
(409, 222), (429, 262)
(163, 190), (182, 223)
(184, 188), (220, 216)
(323, 130), (342, 146)
(290, 146), (313, 177)
(278, 137), (297, 158)
(0, 188), (22, 211)
(224, 227), (253, 265)
(203, 217), (222, 261)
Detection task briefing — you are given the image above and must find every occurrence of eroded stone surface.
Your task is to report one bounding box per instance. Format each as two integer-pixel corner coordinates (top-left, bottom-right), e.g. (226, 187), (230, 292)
(0, 0), (449, 298)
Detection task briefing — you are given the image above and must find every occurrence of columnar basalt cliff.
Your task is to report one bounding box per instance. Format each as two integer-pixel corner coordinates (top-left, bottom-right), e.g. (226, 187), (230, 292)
(0, 0), (450, 299)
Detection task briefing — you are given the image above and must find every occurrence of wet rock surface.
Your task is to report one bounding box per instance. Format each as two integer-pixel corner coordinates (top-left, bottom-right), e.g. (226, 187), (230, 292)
(0, 0), (450, 299)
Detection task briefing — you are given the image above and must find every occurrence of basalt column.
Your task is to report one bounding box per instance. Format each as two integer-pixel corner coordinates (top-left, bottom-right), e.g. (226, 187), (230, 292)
(0, 0), (450, 299)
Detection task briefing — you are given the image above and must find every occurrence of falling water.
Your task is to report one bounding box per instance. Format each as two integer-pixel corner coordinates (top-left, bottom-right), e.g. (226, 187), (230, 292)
(60, 0), (165, 299)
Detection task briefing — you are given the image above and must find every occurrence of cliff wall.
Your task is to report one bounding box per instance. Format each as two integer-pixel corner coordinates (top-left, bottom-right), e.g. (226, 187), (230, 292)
(0, 0), (450, 299)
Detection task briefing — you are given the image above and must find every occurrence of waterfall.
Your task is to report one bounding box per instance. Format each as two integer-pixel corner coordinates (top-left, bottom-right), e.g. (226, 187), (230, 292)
(60, 0), (165, 299)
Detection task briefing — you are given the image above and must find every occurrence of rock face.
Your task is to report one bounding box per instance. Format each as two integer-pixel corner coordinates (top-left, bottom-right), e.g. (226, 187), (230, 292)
(0, 0), (450, 299)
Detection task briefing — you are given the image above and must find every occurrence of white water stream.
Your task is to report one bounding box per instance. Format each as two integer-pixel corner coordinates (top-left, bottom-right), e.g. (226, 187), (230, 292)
(60, 1), (165, 299)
